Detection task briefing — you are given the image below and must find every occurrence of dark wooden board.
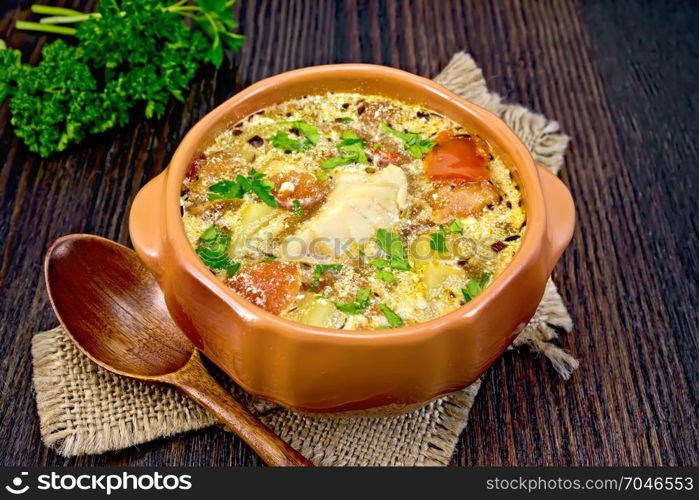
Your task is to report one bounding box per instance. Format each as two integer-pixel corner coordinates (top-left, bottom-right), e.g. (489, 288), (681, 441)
(0, 0), (696, 466)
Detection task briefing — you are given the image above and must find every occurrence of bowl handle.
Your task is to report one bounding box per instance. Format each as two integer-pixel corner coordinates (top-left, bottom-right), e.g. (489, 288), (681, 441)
(129, 170), (168, 279)
(537, 165), (575, 274)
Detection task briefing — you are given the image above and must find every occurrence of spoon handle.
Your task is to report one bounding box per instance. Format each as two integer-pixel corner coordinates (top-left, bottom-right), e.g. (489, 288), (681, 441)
(162, 351), (313, 467)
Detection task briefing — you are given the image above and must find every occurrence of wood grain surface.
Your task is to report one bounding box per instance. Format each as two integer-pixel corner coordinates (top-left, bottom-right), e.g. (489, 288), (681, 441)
(1, 0), (697, 466)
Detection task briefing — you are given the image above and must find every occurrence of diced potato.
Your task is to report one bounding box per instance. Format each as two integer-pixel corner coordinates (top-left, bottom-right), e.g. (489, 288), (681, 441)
(239, 202), (275, 230)
(293, 295), (340, 328)
(421, 261), (465, 299)
(410, 235), (434, 270)
(221, 202), (277, 256)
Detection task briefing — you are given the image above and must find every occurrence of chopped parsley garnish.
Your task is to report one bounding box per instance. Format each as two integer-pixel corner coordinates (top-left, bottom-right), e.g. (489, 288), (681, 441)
(381, 122), (436, 158)
(292, 199), (303, 217)
(447, 217), (464, 234)
(207, 168), (277, 207)
(270, 120), (319, 152)
(314, 169), (329, 182)
(370, 259), (396, 283)
(320, 155), (355, 169)
(461, 273), (493, 302)
(341, 117), (353, 124)
(196, 226), (240, 277)
(376, 229), (411, 271)
(379, 304), (404, 328)
(320, 130), (368, 169)
(331, 288), (372, 315)
(269, 131), (305, 151)
(375, 269), (396, 283)
(311, 264), (343, 291)
(429, 228), (448, 253)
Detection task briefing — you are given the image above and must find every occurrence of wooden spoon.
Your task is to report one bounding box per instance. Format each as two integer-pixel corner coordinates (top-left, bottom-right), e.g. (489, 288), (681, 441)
(44, 234), (313, 467)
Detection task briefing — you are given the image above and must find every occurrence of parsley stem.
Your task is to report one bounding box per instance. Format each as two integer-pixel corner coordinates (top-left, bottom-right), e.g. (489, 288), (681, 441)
(15, 21), (77, 36)
(31, 5), (85, 17)
(39, 14), (100, 25)
(164, 5), (204, 14)
(166, 0), (191, 9)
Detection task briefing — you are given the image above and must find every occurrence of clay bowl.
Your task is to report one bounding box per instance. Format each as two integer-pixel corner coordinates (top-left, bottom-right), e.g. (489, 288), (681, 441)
(129, 64), (575, 414)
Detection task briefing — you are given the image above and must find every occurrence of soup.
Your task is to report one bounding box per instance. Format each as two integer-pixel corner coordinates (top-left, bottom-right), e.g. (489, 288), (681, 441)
(180, 93), (525, 330)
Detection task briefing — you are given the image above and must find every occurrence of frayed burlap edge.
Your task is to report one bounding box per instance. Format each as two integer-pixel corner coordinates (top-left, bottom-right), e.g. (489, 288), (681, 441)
(31, 51), (576, 465)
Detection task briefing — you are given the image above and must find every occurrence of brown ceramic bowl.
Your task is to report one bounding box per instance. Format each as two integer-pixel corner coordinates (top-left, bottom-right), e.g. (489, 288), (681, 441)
(129, 64), (575, 414)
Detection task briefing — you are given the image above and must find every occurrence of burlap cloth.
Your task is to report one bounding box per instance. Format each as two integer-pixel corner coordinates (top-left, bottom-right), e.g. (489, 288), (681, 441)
(32, 52), (577, 466)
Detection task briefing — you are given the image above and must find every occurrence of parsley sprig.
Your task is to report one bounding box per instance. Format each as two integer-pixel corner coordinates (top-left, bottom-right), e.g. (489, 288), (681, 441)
(327, 288), (372, 315)
(196, 225), (240, 277)
(381, 122), (436, 158)
(447, 217), (464, 234)
(292, 199), (303, 217)
(429, 218), (465, 252)
(379, 304), (404, 328)
(376, 228), (411, 271)
(207, 168), (277, 207)
(461, 273), (493, 302)
(311, 264), (343, 291)
(320, 130), (368, 169)
(0, 1), (244, 157)
(270, 120), (319, 152)
(429, 228), (448, 253)
(370, 259), (396, 283)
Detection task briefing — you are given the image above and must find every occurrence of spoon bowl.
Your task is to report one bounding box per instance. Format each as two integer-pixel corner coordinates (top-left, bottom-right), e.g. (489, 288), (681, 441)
(45, 234), (312, 467)
(46, 234), (193, 377)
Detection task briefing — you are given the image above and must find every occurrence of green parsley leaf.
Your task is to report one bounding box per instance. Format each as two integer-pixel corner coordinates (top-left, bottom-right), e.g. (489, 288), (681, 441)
(320, 129), (368, 169)
(292, 199), (303, 217)
(332, 288), (372, 315)
(207, 179), (244, 201)
(447, 217), (464, 234)
(379, 304), (404, 328)
(200, 225), (219, 242)
(429, 230), (448, 253)
(270, 120), (319, 151)
(311, 264), (343, 291)
(381, 122), (436, 158)
(269, 131), (307, 152)
(196, 226), (240, 277)
(341, 117), (353, 124)
(320, 155), (357, 169)
(375, 269), (396, 283)
(370, 259), (395, 282)
(207, 169), (277, 207)
(314, 170), (329, 182)
(461, 272), (493, 302)
(376, 229), (411, 271)
(370, 258), (390, 269)
(284, 120), (320, 146)
(250, 178), (277, 207)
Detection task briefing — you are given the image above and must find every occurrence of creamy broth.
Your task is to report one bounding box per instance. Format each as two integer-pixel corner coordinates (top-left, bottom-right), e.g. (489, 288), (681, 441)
(181, 93), (525, 330)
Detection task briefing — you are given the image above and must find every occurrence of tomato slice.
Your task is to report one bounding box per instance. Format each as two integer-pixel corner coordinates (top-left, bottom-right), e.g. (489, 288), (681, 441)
(424, 131), (490, 182)
(270, 171), (326, 210)
(368, 145), (405, 167)
(227, 261), (301, 314)
(430, 181), (501, 223)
